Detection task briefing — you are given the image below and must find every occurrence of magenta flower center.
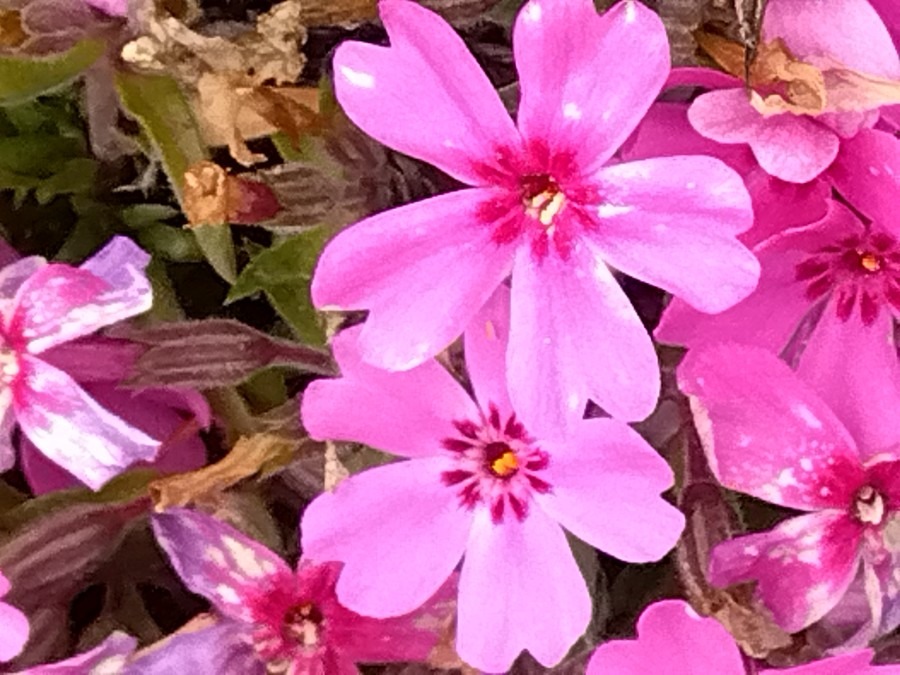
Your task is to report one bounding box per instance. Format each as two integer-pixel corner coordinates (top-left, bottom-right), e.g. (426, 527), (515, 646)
(520, 173), (566, 228)
(251, 596), (327, 665)
(440, 403), (551, 523)
(852, 485), (886, 526)
(794, 231), (900, 325)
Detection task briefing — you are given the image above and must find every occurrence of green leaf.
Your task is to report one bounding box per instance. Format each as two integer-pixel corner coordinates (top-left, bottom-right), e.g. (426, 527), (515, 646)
(0, 39), (104, 104)
(33, 157), (97, 203)
(115, 71), (237, 283)
(227, 228), (330, 344)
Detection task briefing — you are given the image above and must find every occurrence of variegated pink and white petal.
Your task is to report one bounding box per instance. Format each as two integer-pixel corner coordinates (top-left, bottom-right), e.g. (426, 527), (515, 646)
(152, 508), (292, 624)
(709, 511), (863, 633)
(9, 238), (151, 354)
(14, 356), (160, 490)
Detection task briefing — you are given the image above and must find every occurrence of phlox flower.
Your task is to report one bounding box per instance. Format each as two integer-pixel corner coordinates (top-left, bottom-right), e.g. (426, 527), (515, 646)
(0, 236), (160, 490)
(17, 336), (210, 494)
(142, 507), (446, 675)
(314, 0), (758, 430)
(12, 632), (135, 674)
(587, 599), (900, 674)
(678, 344), (900, 634)
(659, 129), (900, 453)
(300, 286), (684, 671)
(0, 571), (28, 663)
(687, 0), (900, 183)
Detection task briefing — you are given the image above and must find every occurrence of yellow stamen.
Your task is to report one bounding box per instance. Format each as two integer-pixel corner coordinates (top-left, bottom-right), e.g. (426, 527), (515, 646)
(860, 251), (881, 272)
(490, 450), (519, 477)
(526, 190), (566, 227)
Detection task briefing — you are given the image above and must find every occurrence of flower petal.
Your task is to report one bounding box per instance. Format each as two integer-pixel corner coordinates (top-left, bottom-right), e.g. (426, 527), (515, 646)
(301, 458), (472, 618)
(0, 257), (44, 301)
(302, 325), (478, 458)
(689, 89), (840, 183)
(125, 621), (262, 675)
(463, 284), (513, 417)
(21, 632), (137, 675)
(14, 356), (160, 490)
(332, 0), (520, 186)
(9, 242), (151, 355)
(0, 389), (14, 474)
(678, 344), (865, 510)
(620, 101), (756, 174)
(763, 650), (900, 675)
(654, 232), (813, 351)
(827, 129), (900, 229)
(508, 241), (658, 434)
(797, 308), (900, 456)
(152, 508), (292, 624)
(586, 599), (745, 675)
(456, 507), (590, 671)
(591, 156), (759, 313)
(513, 0), (669, 174)
(710, 511), (863, 633)
(311, 189), (516, 372)
(536, 419), (683, 562)
(0, 600), (28, 662)
(20, 383), (207, 494)
(764, 0), (900, 77)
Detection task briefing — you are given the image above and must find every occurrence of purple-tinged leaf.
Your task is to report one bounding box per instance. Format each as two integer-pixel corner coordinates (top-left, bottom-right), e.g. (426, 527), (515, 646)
(15, 631), (136, 674)
(116, 318), (335, 388)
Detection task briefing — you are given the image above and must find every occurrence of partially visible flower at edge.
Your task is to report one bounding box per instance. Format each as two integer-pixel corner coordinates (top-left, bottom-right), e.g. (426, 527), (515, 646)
(685, 0), (900, 183)
(12, 631), (136, 674)
(314, 0), (758, 433)
(586, 599), (900, 674)
(0, 235), (161, 490)
(300, 285), (684, 671)
(136, 507), (449, 675)
(0, 571), (28, 664)
(678, 344), (900, 636)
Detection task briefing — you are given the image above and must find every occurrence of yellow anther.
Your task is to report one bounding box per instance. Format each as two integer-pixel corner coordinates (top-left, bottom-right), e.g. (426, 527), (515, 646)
(860, 251), (882, 272)
(490, 450), (519, 477)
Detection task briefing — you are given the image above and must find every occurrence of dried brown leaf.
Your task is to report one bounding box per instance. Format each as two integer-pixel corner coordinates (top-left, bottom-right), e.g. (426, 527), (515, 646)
(149, 433), (302, 510)
(182, 160), (281, 226)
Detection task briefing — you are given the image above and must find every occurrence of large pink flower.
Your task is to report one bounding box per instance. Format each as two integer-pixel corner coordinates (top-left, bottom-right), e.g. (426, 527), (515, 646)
(145, 508), (445, 674)
(313, 0), (758, 429)
(0, 236), (160, 489)
(587, 599), (900, 674)
(687, 0), (900, 183)
(679, 345), (900, 634)
(0, 571), (28, 663)
(658, 130), (900, 453)
(300, 286), (684, 671)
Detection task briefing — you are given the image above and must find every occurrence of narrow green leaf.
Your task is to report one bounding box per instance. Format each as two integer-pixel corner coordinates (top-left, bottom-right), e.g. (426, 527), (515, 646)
(227, 228), (330, 344)
(115, 71), (237, 283)
(0, 39), (104, 104)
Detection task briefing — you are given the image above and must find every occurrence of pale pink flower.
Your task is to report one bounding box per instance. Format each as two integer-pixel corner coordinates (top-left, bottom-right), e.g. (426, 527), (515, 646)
(314, 0), (758, 430)
(587, 599), (900, 674)
(678, 344), (900, 634)
(300, 286), (684, 671)
(658, 129), (900, 453)
(145, 508), (445, 674)
(0, 571), (28, 663)
(687, 0), (900, 184)
(0, 236), (160, 489)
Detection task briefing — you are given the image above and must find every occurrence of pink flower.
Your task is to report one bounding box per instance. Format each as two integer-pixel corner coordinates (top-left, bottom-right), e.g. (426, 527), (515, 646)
(0, 571), (28, 663)
(678, 344), (900, 634)
(658, 130), (900, 453)
(687, 0), (900, 183)
(314, 0), (758, 429)
(83, 0), (126, 17)
(15, 336), (210, 494)
(15, 632), (135, 674)
(622, 99), (831, 246)
(0, 236), (160, 490)
(145, 508), (445, 674)
(587, 599), (900, 674)
(300, 286), (684, 671)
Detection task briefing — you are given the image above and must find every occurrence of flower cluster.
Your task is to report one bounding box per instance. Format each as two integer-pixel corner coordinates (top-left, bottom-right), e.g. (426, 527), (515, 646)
(3, 0), (900, 672)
